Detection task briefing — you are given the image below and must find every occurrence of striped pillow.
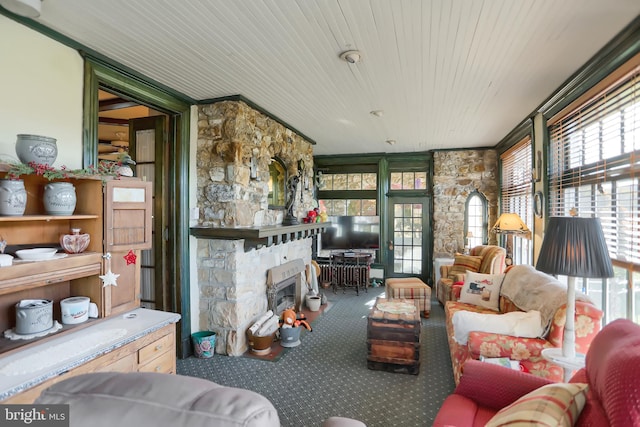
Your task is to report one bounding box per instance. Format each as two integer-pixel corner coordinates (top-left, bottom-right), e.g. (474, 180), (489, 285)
(448, 254), (482, 278)
(486, 383), (589, 427)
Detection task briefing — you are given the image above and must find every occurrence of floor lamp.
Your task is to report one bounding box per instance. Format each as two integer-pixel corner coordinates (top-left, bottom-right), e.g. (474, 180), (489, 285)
(536, 216), (613, 377)
(492, 213), (530, 266)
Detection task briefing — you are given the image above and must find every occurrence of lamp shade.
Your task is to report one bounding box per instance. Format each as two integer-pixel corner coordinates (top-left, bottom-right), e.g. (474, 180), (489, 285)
(492, 213), (530, 236)
(536, 216), (613, 278)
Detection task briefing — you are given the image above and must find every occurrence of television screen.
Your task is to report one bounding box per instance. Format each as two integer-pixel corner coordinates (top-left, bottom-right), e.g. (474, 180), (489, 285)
(321, 216), (380, 250)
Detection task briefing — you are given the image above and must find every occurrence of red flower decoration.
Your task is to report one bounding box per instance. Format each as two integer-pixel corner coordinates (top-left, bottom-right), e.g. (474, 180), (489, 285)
(124, 250), (137, 265)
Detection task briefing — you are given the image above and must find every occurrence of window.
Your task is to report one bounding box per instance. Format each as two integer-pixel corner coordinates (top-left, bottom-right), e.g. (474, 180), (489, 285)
(318, 170), (378, 216)
(390, 172), (427, 190)
(548, 61), (640, 324)
(465, 191), (487, 249)
(500, 137), (533, 265)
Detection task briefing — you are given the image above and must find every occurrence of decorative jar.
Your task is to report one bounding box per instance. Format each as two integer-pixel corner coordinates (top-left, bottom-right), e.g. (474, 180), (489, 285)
(15, 134), (58, 166)
(0, 179), (27, 216)
(43, 182), (76, 215)
(60, 228), (90, 254)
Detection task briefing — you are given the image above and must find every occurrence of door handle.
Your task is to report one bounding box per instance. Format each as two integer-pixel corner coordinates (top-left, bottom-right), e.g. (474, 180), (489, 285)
(388, 240), (393, 250)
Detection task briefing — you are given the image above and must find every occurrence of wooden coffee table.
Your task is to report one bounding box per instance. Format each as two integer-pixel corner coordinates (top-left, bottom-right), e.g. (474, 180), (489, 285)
(366, 297), (421, 375)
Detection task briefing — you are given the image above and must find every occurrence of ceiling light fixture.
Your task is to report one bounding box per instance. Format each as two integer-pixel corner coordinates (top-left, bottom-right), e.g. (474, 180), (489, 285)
(0, 0), (42, 17)
(339, 50), (362, 64)
(386, 139), (396, 146)
(370, 110), (384, 117)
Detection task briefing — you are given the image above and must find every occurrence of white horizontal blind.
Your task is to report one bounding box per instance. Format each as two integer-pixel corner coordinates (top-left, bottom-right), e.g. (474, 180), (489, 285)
(548, 66), (640, 265)
(500, 137), (533, 264)
(501, 137), (533, 216)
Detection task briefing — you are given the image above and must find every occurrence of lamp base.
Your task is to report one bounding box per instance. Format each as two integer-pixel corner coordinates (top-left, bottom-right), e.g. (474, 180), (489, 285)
(541, 347), (585, 381)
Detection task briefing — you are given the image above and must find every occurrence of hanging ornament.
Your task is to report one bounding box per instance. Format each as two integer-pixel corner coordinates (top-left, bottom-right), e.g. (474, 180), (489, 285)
(124, 250), (137, 266)
(100, 253), (120, 288)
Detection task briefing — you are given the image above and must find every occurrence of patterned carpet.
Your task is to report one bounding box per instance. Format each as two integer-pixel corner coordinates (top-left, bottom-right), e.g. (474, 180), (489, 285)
(177, 288), (455, 427)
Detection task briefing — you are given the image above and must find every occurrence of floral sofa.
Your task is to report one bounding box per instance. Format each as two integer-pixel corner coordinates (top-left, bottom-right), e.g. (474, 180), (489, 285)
(444, 264), (603, 384)
(437, 245), (506, 305)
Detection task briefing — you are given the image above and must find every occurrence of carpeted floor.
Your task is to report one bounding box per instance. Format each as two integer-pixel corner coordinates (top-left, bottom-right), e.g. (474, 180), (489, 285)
(177, 288), (455, 427)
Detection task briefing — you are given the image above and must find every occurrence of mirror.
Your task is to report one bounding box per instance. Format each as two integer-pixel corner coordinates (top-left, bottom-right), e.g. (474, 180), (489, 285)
(268, 157), (287, 209)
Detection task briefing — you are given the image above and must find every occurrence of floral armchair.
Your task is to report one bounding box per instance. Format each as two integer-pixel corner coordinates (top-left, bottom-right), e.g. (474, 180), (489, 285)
(437, 245), (506, 305)
(445, 296), (603, 384)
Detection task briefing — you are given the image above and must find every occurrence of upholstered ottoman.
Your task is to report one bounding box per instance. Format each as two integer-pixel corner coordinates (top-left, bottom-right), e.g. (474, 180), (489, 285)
(385, 277), (431, 318)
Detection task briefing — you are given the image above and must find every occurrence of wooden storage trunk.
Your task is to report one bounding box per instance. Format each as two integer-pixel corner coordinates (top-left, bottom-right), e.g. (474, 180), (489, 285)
(366, 298), (421, 375)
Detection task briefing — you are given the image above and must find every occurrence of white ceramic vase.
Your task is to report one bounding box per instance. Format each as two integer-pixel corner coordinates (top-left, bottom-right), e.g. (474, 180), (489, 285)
(43, 182), (76, 215)
(0, 179), (27, 216)
(15, 134), (58, 166)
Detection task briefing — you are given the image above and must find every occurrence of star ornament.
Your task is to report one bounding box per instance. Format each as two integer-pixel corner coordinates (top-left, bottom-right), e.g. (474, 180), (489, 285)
(100, 270), (120, 288)
(124, 250), (137, 266)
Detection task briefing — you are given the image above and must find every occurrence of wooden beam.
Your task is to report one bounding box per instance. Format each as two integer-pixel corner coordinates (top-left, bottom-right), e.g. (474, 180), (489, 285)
(99, 97), (137, 111)
(98, 117), (128, 125)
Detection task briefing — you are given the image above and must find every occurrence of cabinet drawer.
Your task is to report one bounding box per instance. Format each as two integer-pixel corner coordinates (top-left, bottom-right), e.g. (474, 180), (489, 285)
(138, 333), (173, 365)
(138, 350), (174, 374)
(95, 352), (136, 373)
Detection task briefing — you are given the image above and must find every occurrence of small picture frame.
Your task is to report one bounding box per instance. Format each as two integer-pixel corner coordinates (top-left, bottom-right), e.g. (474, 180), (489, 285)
(534, 191), (544, 218)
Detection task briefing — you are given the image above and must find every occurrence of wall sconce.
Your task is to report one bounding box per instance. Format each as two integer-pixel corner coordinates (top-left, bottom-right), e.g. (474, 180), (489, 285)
(315, 170), (325, 188)
(298, 159), (307, 201)
(249, 148), (259, 180)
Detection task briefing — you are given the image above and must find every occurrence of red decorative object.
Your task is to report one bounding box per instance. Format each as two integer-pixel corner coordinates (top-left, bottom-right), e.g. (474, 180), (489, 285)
(124, 250), (137, 265)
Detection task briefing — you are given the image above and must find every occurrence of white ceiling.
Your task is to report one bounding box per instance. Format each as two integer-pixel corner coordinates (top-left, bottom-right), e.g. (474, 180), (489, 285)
(23, 0), (640, 155)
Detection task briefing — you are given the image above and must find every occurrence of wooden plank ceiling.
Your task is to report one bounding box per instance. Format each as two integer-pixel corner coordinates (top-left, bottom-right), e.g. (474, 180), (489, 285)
(27, 0), (640, 155)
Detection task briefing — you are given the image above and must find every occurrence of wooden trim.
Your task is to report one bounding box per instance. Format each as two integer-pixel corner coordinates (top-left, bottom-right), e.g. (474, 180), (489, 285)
(539, 16), (640, 119)
(547, 52), (640, 126)
(190, 222), (330, 252)
(82, 57), (192, 358)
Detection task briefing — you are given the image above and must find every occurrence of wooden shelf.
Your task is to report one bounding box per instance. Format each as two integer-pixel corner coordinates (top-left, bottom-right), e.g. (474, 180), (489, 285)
(0, 252), (103, 296)
(0, 214), (99, 222)
(190, 222), (330, 251)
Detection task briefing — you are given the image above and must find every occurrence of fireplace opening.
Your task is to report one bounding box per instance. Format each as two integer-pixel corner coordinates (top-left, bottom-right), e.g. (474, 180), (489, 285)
(267, 259), (306, 316)
(268, 276), (296, 315)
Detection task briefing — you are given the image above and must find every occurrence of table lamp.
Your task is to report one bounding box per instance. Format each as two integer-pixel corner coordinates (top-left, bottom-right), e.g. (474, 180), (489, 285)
(536, 216), (613, 361)
(492, 213), (530, 265)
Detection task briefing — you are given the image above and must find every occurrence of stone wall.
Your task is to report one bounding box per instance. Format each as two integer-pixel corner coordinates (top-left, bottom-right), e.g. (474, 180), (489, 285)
(432, 149), (499, 256)
(197, 237), (311, 356)
(194, 100), (317, 356)
(196, 100), (315, 227)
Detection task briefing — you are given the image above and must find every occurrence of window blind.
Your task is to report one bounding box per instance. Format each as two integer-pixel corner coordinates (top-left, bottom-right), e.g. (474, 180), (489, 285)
(548, 66), (640, 265)
(500, 137), (533, 265)
(501, 137), (533, 218)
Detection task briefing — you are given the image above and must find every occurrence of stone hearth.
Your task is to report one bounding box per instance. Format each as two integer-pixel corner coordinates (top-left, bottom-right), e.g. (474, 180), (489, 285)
(197, 238), (311, 356)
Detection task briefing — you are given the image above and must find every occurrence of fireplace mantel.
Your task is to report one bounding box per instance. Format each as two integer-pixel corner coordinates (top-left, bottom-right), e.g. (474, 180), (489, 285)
(190, 222), (330, 251)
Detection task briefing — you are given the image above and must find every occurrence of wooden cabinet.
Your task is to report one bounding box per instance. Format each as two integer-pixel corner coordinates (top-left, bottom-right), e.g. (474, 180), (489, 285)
(0, 169), (168, 403)
(0, 173), (152, 345)
(2, 320), (177, 404)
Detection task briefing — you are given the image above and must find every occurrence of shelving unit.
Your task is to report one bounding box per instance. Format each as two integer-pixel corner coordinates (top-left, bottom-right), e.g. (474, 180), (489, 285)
(0, 169), (173, 403)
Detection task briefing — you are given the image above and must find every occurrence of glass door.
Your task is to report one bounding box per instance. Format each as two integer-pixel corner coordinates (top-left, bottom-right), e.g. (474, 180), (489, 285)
(387, 196), (430, 281)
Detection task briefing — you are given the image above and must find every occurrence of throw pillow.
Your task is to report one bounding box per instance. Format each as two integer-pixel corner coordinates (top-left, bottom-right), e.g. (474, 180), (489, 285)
(448, 254), (482, 278)
(459, 271), (505, 310)
(452, 309), (543, 345)
(486, 383), (589, 427)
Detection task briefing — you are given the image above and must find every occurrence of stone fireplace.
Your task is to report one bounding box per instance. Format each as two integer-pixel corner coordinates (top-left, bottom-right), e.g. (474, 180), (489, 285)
(192, 99), (322, 356)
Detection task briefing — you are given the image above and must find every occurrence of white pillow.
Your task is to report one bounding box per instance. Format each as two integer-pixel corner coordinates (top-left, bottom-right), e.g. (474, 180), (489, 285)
(459, 271), (505, 311)
(452, 309), (543, 345)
